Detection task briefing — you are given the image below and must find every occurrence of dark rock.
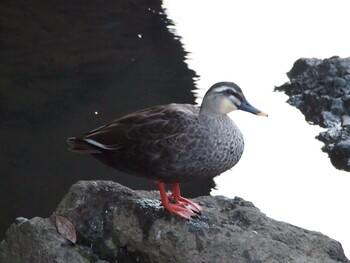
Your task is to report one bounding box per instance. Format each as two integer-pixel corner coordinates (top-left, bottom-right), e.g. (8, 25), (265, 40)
(0, 217), (90, 263)
(1, 180), (349, 263)
(329, 140), (350, 171)
(275, 57), (350, 171)
(342, 115), (350, 126)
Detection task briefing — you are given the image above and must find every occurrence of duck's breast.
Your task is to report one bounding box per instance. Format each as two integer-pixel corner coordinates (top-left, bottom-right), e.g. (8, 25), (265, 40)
(157, 115), (244, 182)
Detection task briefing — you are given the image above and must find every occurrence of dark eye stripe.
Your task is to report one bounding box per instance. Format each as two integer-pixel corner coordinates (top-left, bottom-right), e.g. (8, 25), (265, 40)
(222, 89), (243, 101)
(224, 89), (235, 96)
(212, 85), (244, 101)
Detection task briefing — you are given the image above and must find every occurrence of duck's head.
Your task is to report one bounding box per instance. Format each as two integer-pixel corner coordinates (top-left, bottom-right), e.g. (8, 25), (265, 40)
(200, 82), (268, 116)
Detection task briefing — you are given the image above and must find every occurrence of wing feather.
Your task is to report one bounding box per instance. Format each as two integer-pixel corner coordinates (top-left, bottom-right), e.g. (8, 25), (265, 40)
(76, 104), (199, 151)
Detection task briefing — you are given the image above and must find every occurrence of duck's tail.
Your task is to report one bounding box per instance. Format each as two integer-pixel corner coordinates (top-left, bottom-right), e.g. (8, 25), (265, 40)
(67, 137), (103, 154)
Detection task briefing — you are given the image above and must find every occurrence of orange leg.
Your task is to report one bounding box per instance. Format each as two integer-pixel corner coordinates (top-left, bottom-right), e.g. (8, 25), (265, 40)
(157, 181), (197, 220)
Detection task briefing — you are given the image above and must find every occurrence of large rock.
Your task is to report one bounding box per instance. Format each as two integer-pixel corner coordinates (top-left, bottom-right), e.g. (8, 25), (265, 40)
(275, 57), (350, 171)
(1, 181), (348, 263)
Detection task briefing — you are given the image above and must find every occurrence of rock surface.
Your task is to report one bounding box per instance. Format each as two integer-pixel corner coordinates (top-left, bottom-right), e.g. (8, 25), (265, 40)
(275, 57), (350, 171)
(1, 180), (349, 263)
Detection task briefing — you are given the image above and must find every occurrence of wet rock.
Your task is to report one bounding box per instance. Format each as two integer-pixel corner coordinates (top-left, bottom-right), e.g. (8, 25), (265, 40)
(275, 57), (350, 171)
(1, 181), (349, 263)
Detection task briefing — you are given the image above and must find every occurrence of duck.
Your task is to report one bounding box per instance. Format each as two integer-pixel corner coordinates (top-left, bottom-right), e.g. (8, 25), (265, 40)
(67, 82), (267, 219)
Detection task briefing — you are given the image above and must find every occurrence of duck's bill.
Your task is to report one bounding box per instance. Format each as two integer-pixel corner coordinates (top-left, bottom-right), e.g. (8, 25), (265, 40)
(239, 100), (268, 117)
(256, 111), (268, 117)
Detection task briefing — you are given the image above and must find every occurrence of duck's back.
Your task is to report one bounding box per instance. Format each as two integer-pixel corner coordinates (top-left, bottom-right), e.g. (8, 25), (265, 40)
(68, 103), (244, 183)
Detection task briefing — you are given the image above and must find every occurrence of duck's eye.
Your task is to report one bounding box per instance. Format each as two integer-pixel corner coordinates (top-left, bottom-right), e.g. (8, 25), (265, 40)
(224, 89), (235, 96)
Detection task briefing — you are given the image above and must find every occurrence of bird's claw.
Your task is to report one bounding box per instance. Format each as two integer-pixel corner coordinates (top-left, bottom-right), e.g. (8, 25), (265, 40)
(164, 203), (197, 220)
(168, 194), (202, 214)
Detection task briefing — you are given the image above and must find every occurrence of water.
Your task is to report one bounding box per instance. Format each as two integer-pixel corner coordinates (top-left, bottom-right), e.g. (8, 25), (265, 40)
(0, 0), (207, 240)
(163, 0), (350, 257)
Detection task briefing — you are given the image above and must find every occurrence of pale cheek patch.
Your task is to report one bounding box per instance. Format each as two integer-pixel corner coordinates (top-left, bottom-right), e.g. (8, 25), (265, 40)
(220, 97), (237, 114)
(230, 95), (241, 106)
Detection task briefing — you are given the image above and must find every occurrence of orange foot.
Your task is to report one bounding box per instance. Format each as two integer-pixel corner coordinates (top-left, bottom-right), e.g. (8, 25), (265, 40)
(157, 181), (202, 220)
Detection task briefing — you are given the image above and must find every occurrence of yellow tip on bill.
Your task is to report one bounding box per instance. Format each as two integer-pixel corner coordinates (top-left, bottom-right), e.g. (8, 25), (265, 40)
(257, 112), (268, 117)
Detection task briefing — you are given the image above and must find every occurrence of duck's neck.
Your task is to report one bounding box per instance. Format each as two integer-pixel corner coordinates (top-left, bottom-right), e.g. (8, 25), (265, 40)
(198, 107), (227, 122)
(199, 96), (236, 116)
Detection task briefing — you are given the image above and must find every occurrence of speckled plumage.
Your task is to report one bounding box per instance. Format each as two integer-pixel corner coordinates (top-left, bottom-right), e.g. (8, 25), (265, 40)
(68, 82), (266, 184)
(68, 82), (266, 219)
(72, 104), (244, 183)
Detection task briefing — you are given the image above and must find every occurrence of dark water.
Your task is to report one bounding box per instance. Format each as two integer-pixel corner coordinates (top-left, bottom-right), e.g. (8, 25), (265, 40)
(0, 0), (214, 239)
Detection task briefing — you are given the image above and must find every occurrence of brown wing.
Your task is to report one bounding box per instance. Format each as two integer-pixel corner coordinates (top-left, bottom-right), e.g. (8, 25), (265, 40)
(68, 103), (199, 153)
